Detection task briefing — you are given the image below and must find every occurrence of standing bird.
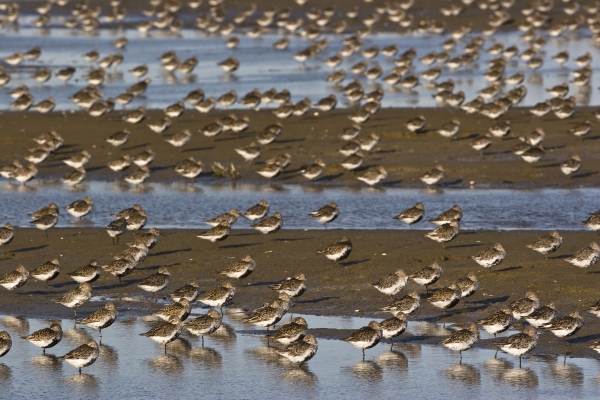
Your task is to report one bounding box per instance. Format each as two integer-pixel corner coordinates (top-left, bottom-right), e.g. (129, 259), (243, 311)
(509, 292), (539, 319)
(565, 242), (600, 273)
(309, 202), (339, 229)
(170, 281), (201, 303)
(420, 165), (445, 186)
(269, 274), (307, 298)
(524, 302), (556, 328)
(22, 323), (63, 354)
(197, 282), (236, 315)
(380, 312), (407, 350)
(476, 306), (512, 337)
(197, 221), (231, 248)
(342, 321), (382, 360)
(53, 283), (93, 319)
(184, 309), (222, 346)
(0, 331), (11, 357)
(277, 335), (318, 364)
(381, 292), (421, 315)
(428, 283), (462, 319)
(370, 269), (408, 299)
(30, 211), (59, 237)
(251, 212), (283, 239)
(429, 205), (463, 225)
(470, 243), (507, 271)
(425, 220), (459, 248)
(64, 197), (93, 220)
(316, 236), (352, 264)
(266, 317), (308, 345)
(138, 267), (171, 298)
(243, 299), (286, 332)
(30, 258), (61, 285)
(154, 299), (191, 322)
(140, 316), (183, 353)
(59, 339), (100, 374)
(409, 262), (443, 293)
(0, 265), (29, 291)
(495, 327), (538, 367)
(393, 203), (425, 229)
(456, 273), (480, 298)
(541, 311), (584, 363)
(218, 255), (256, 285)
(526, 231), (562, 259)
(441, 323), (479, 360)
(0, 223), (15, 252)
(242, 200), (270, 221)
(77, 302), (118, 339)
(107, 217), (127, 245)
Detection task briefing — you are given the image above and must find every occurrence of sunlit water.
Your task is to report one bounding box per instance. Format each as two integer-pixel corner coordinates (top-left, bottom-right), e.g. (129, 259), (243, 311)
(1, 313), (599, 398)
(1, 13), (600, 111)
(0, 181), (596, 231)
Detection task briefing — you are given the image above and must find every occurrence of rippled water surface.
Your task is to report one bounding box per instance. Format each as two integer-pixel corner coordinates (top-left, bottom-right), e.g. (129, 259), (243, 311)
(2, 14), (600, 111)
(0, 181), (596, 231)
(1, 313), (599, 399)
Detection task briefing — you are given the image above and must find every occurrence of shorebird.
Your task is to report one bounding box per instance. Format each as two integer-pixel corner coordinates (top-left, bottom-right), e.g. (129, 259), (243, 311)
(198, 282), (236, 315)
(582, 214), (600, 235)
(309, 202), (339, 229)
(541, 311), (584, 363)
(441, 323), (479, 360)
(409, 262), (443, 293)
(524, 302), (556, 328)
(30, 211), (58, 237)
(0, 331), (11, 358)
(0, 223), (15, 252)
(380, 312), (407, 350)
(560, 155), (581, 176)
(155, 299), (191, 322)
(251, 212), (283, 239)
(425, 220), (459, 248)
(77, 302), (118, 339)
(300, 159), (326, 181)
(65, 197), (93, 220)
(0, 265), (29, 291)
(565, 242), (600, 273)
(197, 222), (231, 248)
(342, 321), (382, 360)
(381, 292), (420, 315)
(67, 260), (102, 283)
(456, 273), (480, 298)
(371, 270), (407, 299)
(218, 255), (256, 285)
(267, 317), (308, 345)
(277, 335), (318, 364)
(205, 209), (241, 227)
(394, 203), (425, 229)
(526, 231), (562, 259)
(140, 316), (183, 353)
(138, 267), (171, 298)
(30, 258), (61, 285)
(185, 309), (222, 346)
(430, 205), (463, 225)
(477, 306), (512, 337)
(420, 165), (445, 186)
(59, 339), (100, 374)
(22, 323), (63, 355)
(470, 243), (507, 271)
(509, 292), (539, 319)
(106, 218), (127, 245)
(53, 283), (93, 319)
(317, 236), (352, 264)
(428, 283), (462, 320)
(243, 299), (286, 331)
(169, 281), (200, 303)
(495, 327), (538, 367)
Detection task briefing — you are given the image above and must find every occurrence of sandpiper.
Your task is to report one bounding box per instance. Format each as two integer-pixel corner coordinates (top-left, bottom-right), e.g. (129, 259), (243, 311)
(197, 221), (231, 247)
(277, 334), (319, 364)
(130, 227), (161, 249)
(22, 323), (63, 355)
(406, 115), (426, 132)
(541, 311), (584, 362)
(140, 316), (183, 353)
(357, 166), (387, 186)
(477, 306), (512, 337)
(67, 260), (102, 283)
(61, 168), (86, 187)
(155, 299), (191, 322)
(565, 242), (600, 273)
(0, 331), (11, 357)
(268, 274), (307, 298)
(205, 209), (241, 228)
(65, 197), (93, 220)
(309, 202), (339, 229)
(420, 165), (445, 186)
(77, 303), (118, 338)
(394, 203), (425, 229)
(148, 117), (172, 134)
(381, 291), (420, 315)
(495, 327), (538, 366)
(102, 255), (137, 285)
(0, 265), (29, 291)
(425, 220), (459, 247)
(243, 299), (286, 331)
(470, 243), (507, 271)
(300, 159), (326, 181)
(380, 312), (407, 349)
(30, 258), (61, 285)
(509, 292), (540, 319)
(53, 283), (93, 319)
(429, 283), (462, 317)
(409, 262), (443, 293)
(437, 119), (461, 139)
(218, 255), (256, 284)
(342, 321), (382, 359)
(198, 282), (236, 315)
(524, 302), (556, 328)
(175, 157), (203, 181)
(317, 236), (352, 264)
(251, 212), (283, 238)
(526, 231), (562, 259)
(582, 214), (600, 234)
(138, 267), (171, 297)
(106, 218), (127, 245)
(184, 309), (222, 346)
(235, 142), (261, 163)
(59, 339), (100, 374)
(560, 155), (581, 176)
(340, 152), (364, 171)
(456, 273), (480, 298)
(441, 323), (479, 359)
(0, 223), (15, 251)
(30, 211), (58, 237)
(267, 317), (308, 345)
(430, 205), (463, 225)
(371, 270), (407, 299)
(170, 281), (200, 303)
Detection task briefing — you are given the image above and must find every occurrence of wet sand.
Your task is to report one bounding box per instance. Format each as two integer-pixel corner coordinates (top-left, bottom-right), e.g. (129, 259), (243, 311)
(1, 107), (599, 188)
(1, 227), (599, 359)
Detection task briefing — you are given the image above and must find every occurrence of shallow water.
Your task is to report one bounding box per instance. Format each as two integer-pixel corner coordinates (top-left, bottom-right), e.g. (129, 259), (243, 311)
(1, 313), (599, 399)
(0, 181), (596, 231)
(1, 15), (600, 111)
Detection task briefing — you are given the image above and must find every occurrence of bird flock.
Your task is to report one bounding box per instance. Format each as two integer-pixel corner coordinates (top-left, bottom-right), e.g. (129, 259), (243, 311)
(1, 197), (600, 372)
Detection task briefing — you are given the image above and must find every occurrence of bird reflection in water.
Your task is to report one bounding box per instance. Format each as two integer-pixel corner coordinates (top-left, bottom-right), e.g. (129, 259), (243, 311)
(444, 363), (480, 386)
(190, 346), (222, 368)
(98, 344), (118, 366)
(0, 364), (12, 382)
(548, 363), (584, 387)
(345, 360), (383, 383)
(376, 350), (408, 372)
(30, 354), (62, 370)
(148, 354), (183, 375)
(281, 365), (318, 387)
(1, 316), (30, 336)
(66, 373), (99, 389)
